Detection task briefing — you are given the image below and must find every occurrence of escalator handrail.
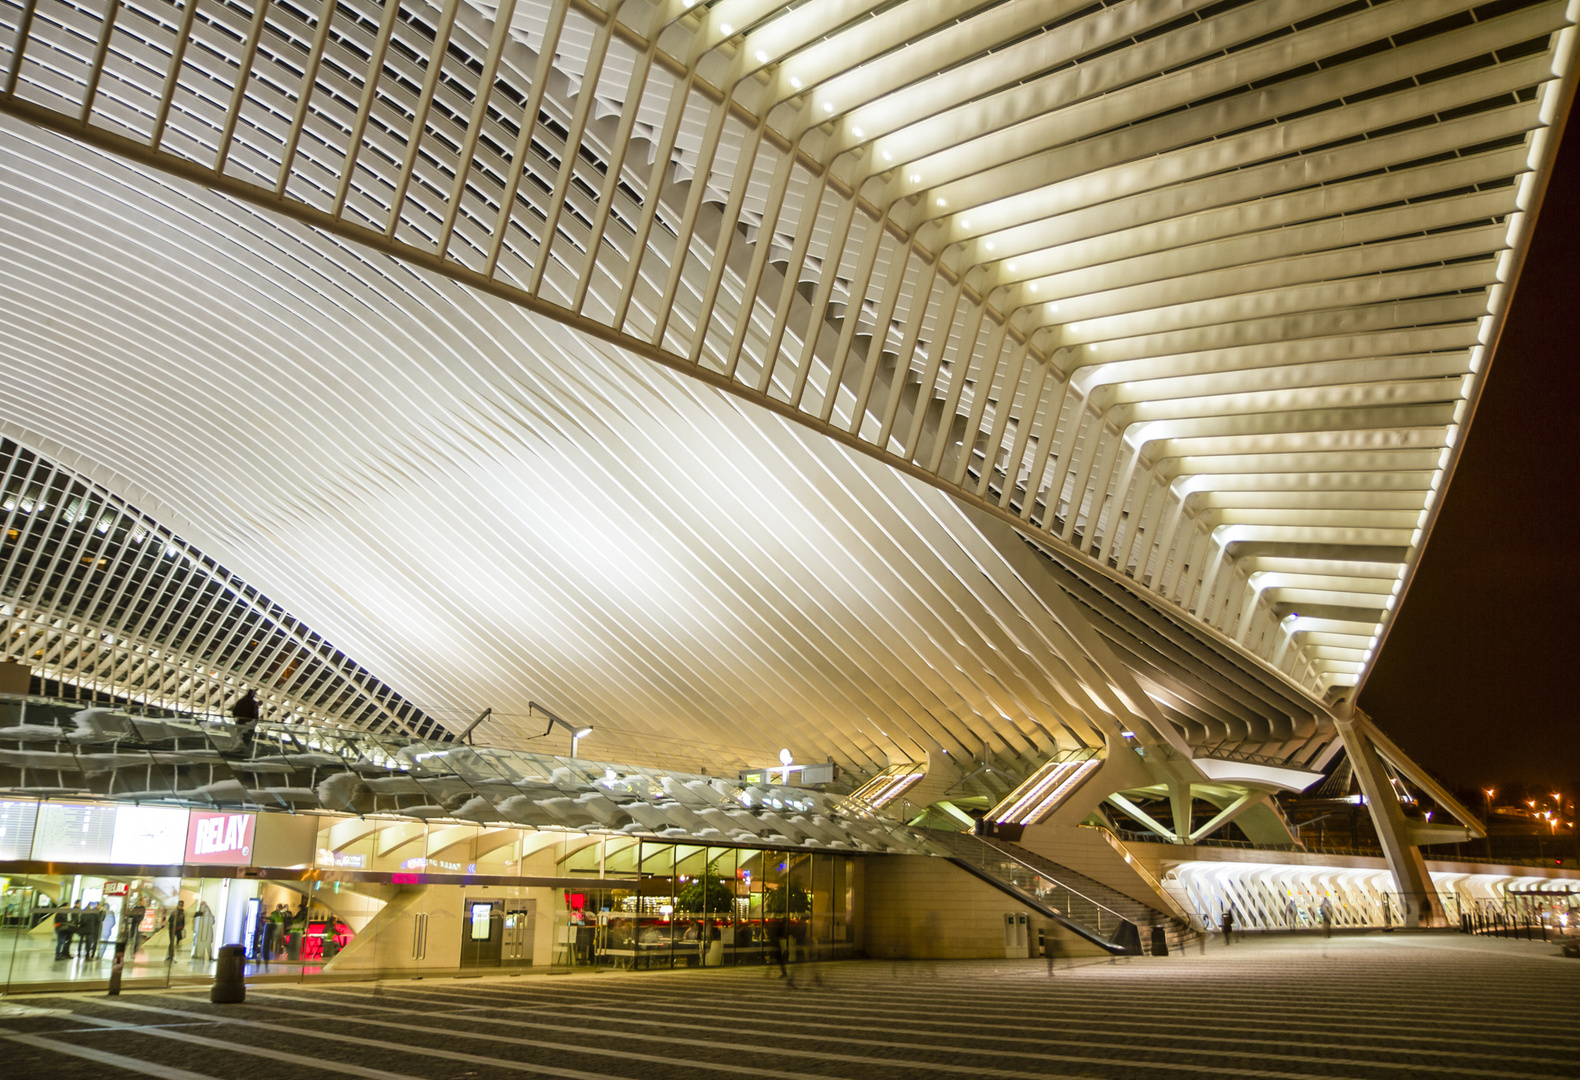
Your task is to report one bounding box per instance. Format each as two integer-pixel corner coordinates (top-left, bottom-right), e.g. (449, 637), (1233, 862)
(942, 855), (1129, 955)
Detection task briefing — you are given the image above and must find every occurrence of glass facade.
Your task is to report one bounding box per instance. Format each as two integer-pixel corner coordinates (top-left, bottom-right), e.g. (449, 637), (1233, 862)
(0, 691), (933, 991)
(0, 808), (863, 992)
(554, 839), (857, 970)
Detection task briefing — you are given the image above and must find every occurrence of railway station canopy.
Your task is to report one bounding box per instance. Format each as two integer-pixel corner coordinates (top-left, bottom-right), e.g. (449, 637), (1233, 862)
(0, 0), (1574, 838)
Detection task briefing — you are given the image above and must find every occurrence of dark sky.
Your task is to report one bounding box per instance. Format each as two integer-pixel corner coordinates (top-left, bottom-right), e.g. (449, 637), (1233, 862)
(1359, 109), (1579, 790)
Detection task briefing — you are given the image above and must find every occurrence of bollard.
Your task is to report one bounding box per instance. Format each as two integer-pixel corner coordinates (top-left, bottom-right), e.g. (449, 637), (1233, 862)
(211, 943), (247, 1004)
(106, 937), (127, 996)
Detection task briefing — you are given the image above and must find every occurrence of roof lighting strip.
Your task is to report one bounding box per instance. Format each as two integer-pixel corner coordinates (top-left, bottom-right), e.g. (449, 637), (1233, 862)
(992, 754), (1102, 826)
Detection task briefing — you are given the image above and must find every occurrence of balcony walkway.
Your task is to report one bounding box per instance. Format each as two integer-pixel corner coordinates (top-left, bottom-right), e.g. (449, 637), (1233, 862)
(1, 933), (1575, 1079)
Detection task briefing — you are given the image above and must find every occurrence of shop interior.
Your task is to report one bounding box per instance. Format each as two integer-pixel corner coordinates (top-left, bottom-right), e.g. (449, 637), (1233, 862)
(0, 798), (860, 992)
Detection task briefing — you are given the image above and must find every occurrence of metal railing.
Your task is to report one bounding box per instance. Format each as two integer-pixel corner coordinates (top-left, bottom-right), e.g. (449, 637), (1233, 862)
(941, 832), (1134, 943)
(1089, 826), (1193, 924)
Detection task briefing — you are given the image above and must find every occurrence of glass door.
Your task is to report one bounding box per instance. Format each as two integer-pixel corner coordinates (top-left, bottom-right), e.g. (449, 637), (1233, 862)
(501, 898), (535, 967)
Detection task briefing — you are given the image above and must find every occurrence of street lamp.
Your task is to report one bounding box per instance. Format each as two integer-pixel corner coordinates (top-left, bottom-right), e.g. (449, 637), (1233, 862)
(1483, 788), (1495, 857)
(528, 701), (593, 758)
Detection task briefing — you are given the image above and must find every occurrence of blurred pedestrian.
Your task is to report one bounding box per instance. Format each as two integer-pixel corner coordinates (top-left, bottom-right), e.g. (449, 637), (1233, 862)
(52, 903), (74, 960)
(125, 898), (147, 959)
(80, 902), (102, 960)
(167, 900), (187, 960)
(230, 688), (260, 753)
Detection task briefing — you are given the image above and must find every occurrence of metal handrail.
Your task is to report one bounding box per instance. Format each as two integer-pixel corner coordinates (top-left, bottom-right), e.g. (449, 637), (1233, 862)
(1089, 825), (1193, 923)
(943, 833), (1132, 940)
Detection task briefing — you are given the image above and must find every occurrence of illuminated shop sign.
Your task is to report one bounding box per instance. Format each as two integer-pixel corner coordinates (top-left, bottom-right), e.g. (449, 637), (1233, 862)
(315, 848), (366, 869)
(185, 811), (256, 865)
(399, 856), (473, 873)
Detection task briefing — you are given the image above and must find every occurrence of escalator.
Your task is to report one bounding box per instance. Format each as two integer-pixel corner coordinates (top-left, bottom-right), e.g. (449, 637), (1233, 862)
(926, 829), (1189, 956)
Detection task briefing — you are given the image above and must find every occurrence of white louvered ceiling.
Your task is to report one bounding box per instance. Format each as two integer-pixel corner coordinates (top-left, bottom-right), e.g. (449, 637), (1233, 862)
(0, 116), (1331, 778)
(0, 0), (1574, 772)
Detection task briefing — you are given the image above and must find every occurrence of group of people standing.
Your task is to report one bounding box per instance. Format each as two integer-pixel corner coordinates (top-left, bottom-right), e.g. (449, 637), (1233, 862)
(51, 900), (109, 961)
(50, 897), (190, 963)
(258, 902), (294, 960)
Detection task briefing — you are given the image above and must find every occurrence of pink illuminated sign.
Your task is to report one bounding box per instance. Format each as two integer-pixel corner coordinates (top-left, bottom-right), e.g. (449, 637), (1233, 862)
(184, 811), (255, 865)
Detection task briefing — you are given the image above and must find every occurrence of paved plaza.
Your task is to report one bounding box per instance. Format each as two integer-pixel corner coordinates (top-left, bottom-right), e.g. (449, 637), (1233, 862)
(0, 934), (1574, 1080)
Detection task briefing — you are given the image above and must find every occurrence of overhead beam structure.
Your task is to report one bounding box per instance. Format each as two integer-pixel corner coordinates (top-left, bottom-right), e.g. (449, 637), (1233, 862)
(0, 1), (1575, 827)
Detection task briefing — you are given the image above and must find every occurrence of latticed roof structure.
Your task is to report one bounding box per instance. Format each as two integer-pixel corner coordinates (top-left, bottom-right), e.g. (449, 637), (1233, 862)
(0, 0), (1573, 829)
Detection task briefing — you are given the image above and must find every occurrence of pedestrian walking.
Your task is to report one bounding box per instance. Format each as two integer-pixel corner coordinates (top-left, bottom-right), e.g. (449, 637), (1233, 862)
(1222, 905), (1235, 945)
(99, 903), (117, 956)
(230, 688), (260, 753)
(167, 900), (187, 960)
(1320, 896), (1333, 938)
(767, 920), (792, 984)
(80, 902), (102, 959)
(52, 903), (74, 960)
(125, 898), (147, 959)
(67, 900), (86, 958)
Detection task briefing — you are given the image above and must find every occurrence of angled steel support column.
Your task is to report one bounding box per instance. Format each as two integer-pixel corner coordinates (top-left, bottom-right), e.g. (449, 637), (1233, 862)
(1334, 705), (1433, 927)
(1167, 779), (1194, 844)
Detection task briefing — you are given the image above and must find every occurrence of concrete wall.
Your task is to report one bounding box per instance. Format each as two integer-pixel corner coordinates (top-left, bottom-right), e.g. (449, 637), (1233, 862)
(862, 855), (1107, 960)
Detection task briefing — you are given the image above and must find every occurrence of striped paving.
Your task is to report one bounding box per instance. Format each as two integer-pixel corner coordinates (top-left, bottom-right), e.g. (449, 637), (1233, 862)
(0, 934), (1575, 1080)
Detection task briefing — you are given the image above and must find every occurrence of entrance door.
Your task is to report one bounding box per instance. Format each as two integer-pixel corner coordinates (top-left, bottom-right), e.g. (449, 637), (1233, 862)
(502, 901), (535, 966)
(459, 898), (503, 970)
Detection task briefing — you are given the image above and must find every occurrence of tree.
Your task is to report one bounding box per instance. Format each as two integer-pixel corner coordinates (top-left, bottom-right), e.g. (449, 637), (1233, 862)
(673, 862), (735, 914)
(762, 881), (811, 915)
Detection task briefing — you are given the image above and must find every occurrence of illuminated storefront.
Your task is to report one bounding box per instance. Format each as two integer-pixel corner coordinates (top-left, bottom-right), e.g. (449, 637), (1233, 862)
(0, 798), (862, 992)
(0, 698), (903, 992)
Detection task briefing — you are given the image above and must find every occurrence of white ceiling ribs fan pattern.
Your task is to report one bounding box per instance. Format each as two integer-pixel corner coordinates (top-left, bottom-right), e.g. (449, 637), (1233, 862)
(0, 113), (1334, 780)
(0, 0), (1573, 744)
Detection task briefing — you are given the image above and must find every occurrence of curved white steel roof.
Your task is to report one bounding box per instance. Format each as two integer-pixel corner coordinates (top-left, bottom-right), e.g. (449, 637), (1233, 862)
(0, 0), (1575, 779)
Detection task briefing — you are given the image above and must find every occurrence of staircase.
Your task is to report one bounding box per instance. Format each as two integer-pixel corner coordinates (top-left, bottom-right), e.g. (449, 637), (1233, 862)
(985, 834), (1194, 953)
(925, 828), (1192, 955)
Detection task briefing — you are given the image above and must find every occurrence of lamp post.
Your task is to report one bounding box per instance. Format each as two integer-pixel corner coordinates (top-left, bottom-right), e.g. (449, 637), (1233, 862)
(1483, 789), (1495, 858)
(528, 702), (593, 758)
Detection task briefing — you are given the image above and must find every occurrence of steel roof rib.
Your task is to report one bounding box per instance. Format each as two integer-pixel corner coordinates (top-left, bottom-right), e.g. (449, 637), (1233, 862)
(0, 0), (1574, 787)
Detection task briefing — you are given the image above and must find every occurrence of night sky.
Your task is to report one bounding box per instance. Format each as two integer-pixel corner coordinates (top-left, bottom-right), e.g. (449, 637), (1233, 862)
(1359, 109), (1579, 790)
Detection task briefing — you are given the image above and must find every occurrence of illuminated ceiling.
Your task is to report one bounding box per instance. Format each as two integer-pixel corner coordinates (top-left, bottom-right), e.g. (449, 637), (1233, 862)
(0, 0), (1574, 778)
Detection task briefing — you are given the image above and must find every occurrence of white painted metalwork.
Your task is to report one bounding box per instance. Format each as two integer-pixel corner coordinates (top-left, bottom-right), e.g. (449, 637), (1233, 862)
(0, 0), (1575, 795)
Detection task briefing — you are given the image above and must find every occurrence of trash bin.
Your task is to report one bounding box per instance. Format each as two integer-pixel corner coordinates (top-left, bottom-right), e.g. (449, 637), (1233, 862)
(211, 943), (246, 1004)
(1150, 924), (1169, 957)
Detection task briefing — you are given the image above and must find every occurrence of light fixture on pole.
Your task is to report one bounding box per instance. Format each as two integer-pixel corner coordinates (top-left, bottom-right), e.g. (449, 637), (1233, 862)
(529, 701), (593, 758)
(778, 748), (793, 786)
(458, 707), (492, 746)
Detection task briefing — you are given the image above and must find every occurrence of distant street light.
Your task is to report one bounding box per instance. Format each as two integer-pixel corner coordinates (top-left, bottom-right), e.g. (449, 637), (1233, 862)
(1483, 789), (1495, 857)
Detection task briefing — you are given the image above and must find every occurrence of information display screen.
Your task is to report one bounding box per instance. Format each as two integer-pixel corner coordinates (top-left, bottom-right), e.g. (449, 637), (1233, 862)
(109, 805), (189, 864)
(0, 800), (39, 860)
(32, 802), (117, 861)
(470, 903), (492, 941)
(30, 802), (194, 864)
